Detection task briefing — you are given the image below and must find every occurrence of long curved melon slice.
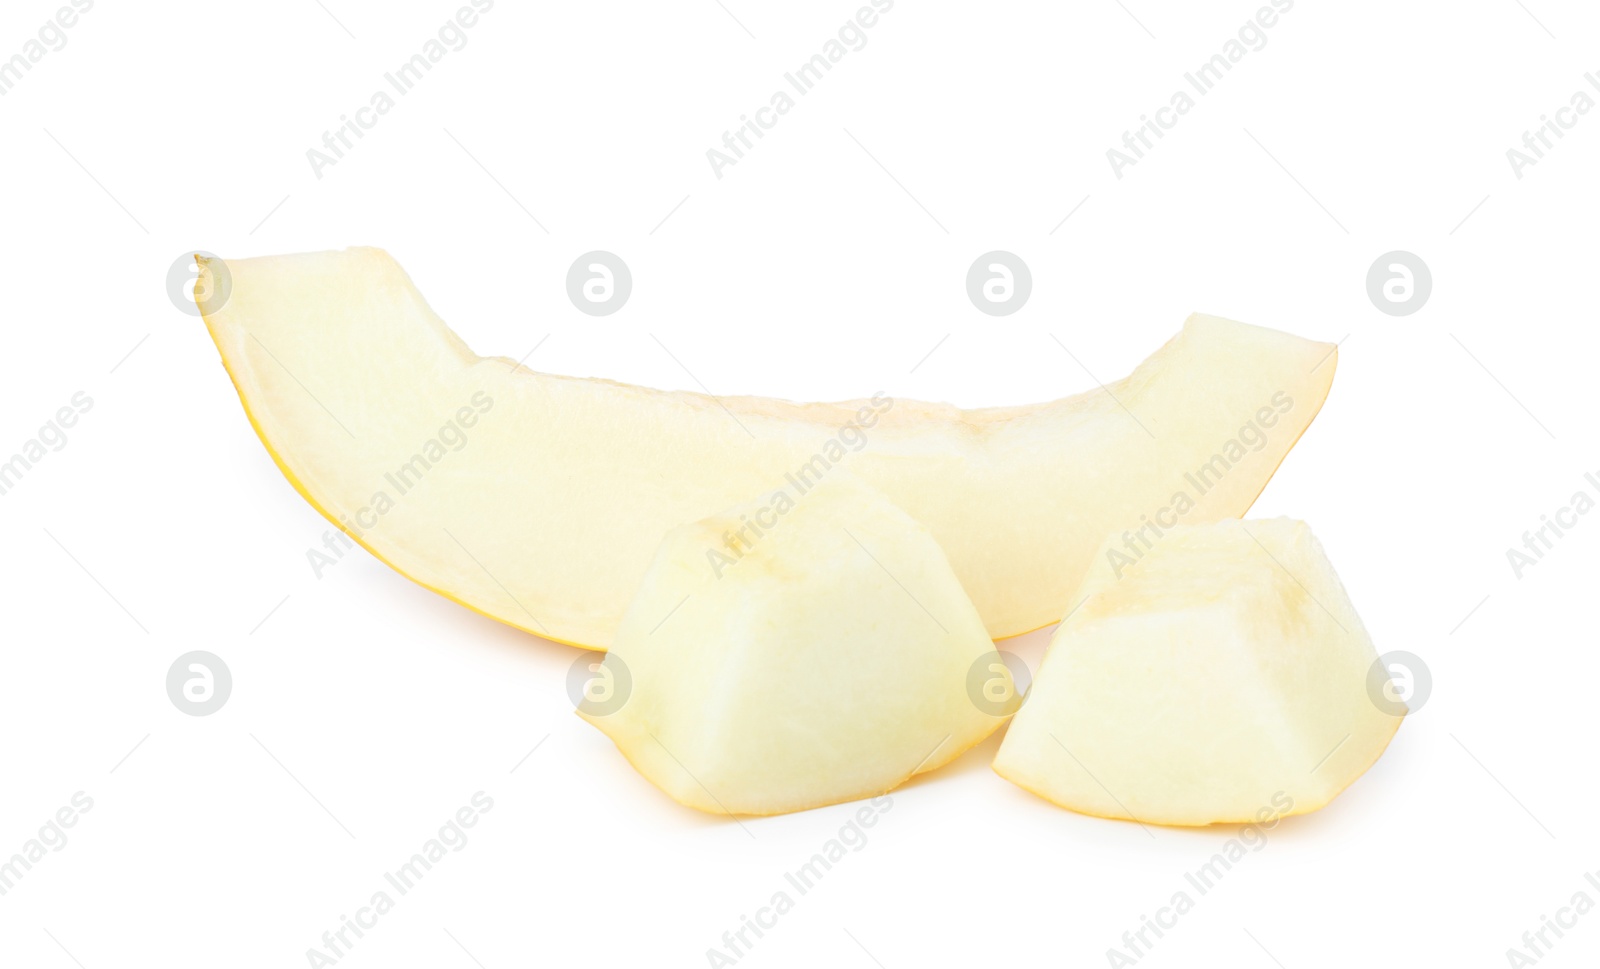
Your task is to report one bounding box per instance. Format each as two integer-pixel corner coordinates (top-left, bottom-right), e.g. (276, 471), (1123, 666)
(198, 248), (1335, 649)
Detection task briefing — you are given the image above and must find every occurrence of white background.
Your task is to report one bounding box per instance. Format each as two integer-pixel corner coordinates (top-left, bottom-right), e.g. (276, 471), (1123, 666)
(1, 1), (1597, 966)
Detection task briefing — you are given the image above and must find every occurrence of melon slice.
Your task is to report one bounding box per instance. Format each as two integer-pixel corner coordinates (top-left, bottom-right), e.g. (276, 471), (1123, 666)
(577, 475), (1006, 815)
(993, 518), (1403, 826)
(197, 247), (1336, 649)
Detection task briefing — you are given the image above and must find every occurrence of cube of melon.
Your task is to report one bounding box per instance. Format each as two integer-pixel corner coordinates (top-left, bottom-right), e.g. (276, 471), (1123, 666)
(578, 475), (1011, 816)
(993, 518), (1402, 826)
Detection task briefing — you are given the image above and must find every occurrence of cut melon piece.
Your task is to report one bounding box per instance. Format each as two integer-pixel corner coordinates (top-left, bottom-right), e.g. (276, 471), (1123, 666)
(577, 475), (1006, 815)
(993, 518), (1402, 826)
(197, 247), (1336, 649)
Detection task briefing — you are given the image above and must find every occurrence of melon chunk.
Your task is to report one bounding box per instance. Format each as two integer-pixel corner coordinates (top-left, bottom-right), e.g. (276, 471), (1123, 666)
(993, 518), (1402, 826)
(198, 247), (1335, 649)
(577, 476), (1007, 816)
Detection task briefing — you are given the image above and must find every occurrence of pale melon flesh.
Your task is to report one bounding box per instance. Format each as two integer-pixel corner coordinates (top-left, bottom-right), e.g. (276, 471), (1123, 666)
(993, 518), (1402, 826)
(198, 248), (1336, 649)
(577, 475), (1007, 815)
